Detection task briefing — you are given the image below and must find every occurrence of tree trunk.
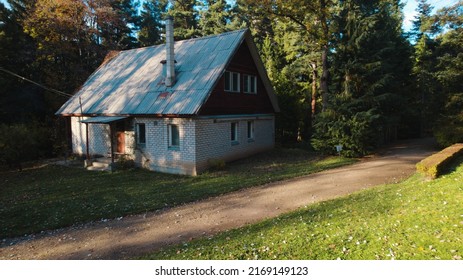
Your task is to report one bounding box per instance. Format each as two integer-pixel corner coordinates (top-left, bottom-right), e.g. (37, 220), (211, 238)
(311, 61), (318, 117)
(320, 44), (329, 110)
(319, 0), (330, 111)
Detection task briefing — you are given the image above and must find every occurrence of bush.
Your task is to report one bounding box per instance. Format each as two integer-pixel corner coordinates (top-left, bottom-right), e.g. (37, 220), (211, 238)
(116, 155), (135, 170)
(0, 123), (52, 170)
(207, 158), (226, 170)
(433, 94), (463, 147)
(311, 108), (381, 157)
(416, 143), (463, 179)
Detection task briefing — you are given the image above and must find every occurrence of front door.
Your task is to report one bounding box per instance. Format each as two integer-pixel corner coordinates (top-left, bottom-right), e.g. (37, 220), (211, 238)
(116, 131), (125, 154)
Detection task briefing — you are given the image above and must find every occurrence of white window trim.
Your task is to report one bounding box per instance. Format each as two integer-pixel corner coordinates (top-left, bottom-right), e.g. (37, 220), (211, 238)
(244, 74), (257, 94)
(247, 121), (254, 141)
(168, 124), (180, 149)
(231, 122), (239, 144)
(136, 123), (146, 146)
(225, 71), (240, 93)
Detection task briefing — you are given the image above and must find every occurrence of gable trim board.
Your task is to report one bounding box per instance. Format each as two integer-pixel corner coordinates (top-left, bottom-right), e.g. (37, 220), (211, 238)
(58, 29), (279, 175)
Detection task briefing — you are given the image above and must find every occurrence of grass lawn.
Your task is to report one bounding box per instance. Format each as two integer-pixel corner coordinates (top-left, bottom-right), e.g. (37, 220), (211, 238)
(143, 157), (463, 260)
(0, 148), (355, 239)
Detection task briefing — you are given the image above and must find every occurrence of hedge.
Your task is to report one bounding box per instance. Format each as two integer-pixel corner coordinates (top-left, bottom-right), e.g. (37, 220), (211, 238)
(416, 143), (463, 179)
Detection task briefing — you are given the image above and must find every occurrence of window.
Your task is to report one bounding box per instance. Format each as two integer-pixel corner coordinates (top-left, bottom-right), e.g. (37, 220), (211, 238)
(231, 122), (239, 143)
(224, 71), (240, 92)
(136, 123), (146, 145)
(247, 121), (254, 140)
(168, 124), (180, 148)
(244, 75), (257, 94)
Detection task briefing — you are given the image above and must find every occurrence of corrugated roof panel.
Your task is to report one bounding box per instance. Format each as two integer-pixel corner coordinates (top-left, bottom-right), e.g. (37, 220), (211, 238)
(201, 68), (222, 91)
(161, 90), (207, 115)
(215, 30), (243, 51)
(208, 49), (234, 69)
(134, 91), (165, 114)
(146, 91), (173, 114)
(198, 52), (218, 70)
(120, 91), (149, 114)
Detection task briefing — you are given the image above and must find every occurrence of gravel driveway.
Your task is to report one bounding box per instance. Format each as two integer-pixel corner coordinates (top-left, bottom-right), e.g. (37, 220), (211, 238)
(0, 138), (437, 260)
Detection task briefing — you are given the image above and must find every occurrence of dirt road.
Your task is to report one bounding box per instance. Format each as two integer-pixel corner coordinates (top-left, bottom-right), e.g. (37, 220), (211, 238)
(0, 138), (437, 260)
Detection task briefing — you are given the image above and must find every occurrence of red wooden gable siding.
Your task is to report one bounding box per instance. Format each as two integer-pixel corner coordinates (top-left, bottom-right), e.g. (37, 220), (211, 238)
(198, 41), (275, 115)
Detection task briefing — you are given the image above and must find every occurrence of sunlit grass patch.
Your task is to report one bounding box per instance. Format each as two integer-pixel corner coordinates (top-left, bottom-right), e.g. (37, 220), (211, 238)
(144, 158), (463, 260)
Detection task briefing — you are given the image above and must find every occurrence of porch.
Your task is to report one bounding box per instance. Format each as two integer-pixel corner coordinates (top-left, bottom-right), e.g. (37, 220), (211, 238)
(79, 116), (134, 171)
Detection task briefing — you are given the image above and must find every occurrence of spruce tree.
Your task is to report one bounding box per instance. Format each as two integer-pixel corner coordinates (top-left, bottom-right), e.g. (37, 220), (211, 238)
(312, 0), (413, 156)
(432, 2), (463, 146)
(198, 0), (233, 36)
(138, 0), (168, 46)
(167, 0), (200, 39)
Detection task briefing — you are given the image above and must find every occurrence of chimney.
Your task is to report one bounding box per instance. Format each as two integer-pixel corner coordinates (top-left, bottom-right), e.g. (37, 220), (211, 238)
(165, 16), (175, 87)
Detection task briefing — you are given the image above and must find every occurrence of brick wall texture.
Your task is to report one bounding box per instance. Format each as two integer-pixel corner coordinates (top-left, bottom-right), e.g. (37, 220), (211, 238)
(71, 115), (275, 175)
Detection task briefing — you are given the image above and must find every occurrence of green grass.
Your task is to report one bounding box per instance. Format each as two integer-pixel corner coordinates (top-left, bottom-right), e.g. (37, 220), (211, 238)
(143, 158), (463, 260)
(0, 148), (355, 239)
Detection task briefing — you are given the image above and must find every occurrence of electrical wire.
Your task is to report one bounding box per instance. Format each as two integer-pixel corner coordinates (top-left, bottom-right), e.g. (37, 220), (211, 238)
(0, 67), (74, 98)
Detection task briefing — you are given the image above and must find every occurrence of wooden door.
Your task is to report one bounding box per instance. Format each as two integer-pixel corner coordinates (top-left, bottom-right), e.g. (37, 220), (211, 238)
(116, 132), (125, 154)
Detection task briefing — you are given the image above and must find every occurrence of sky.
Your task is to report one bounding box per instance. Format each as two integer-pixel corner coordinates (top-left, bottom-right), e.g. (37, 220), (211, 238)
(402, 0), (460, 31)
(1, 0), (460, 32)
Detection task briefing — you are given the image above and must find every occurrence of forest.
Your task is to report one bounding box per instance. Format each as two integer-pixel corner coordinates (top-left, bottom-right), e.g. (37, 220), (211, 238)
(0, 0), (462, 167)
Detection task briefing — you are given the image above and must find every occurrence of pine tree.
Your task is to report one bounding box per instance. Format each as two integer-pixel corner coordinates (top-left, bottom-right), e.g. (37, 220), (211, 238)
(167, 0), (200, 39)
(138, 0), (168, 46)
(198, 0), (233, 36)
(411, 0), (441, 136)
(312, 0), (413, 156)
(432, 1), (463, 146)
(411, 0), (434, 42)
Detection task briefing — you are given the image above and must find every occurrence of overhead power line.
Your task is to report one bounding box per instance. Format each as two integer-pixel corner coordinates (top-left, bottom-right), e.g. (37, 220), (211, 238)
(0, 67), (74, 98)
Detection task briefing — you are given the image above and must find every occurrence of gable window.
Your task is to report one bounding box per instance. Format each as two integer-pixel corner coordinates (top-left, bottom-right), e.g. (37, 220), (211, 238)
(224, 71), (240, 92)
(247, 121), (254, 141)
(168, 124), (180, 149)
(244, 75), (257, 94)
(136, 123), (146, 146)
(231, 122), (239, 144)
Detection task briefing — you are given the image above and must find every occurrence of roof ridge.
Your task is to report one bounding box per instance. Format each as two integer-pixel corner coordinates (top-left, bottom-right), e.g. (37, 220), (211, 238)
(119, 29), (248, 53)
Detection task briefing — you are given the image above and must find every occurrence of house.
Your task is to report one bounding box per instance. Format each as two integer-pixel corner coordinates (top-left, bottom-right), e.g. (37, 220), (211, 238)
(56, 17), (280, 175)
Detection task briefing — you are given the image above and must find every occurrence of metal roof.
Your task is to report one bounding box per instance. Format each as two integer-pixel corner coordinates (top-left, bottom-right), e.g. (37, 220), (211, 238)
(80, 116), (128, 124)
(56, 29), (279, 116)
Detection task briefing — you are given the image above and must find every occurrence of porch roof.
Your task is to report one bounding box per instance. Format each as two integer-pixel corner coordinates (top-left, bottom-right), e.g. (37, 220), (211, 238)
(80, 116), (128, 124)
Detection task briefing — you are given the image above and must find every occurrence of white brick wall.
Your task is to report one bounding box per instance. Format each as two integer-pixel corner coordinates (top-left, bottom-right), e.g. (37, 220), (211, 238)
(70, 115), (275, 175)
(133, 117), (197, 175)
(195, 116), (275, 172)
(70, 117), (111, 156)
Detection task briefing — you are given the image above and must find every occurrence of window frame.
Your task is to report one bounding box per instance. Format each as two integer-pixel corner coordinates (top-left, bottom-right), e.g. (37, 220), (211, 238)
(231, 122), (239, 144)
(247, 121), (254, 141)
(136, 123), (146, 146)
(244, 74), (257, 94)
(168, 124), (180, 149)
(224, 71), (240, 93)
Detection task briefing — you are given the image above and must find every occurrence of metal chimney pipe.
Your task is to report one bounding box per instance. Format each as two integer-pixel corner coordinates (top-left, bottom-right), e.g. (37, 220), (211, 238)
(165, 16), (175, 87)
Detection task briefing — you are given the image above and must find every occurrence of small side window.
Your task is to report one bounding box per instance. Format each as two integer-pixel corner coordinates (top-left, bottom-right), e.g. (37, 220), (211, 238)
(136, 123), (146, 146)
(231, 122), (239, 143)
(168, 124), (180, 149)
(247, 121), (254, 140)
(244, 75), (257, 94)
(224, 71), (240, 92)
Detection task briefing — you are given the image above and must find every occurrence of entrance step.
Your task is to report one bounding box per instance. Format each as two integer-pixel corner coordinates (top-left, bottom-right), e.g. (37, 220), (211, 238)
(86, 157), (112, 171)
